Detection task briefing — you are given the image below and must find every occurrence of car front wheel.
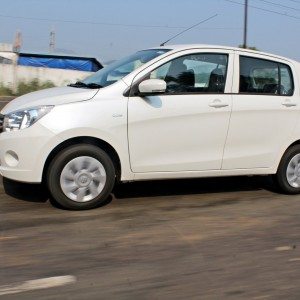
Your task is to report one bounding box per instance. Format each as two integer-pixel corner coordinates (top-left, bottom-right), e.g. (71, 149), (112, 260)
(47, 144), (115, 210)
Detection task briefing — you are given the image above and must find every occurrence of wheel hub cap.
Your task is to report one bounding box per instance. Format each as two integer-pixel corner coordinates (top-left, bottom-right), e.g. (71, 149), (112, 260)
(286, 153), (300, 188)
(60, 156), (107, 202)
(75, 172), (92, 187)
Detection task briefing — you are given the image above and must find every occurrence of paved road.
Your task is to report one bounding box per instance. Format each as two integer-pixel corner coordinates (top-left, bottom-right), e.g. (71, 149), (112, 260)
(1, 98), (300, 299)
(1, 176), (300, 299)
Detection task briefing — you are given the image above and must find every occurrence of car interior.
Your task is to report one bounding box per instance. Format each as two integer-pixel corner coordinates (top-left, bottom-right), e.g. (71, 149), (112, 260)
(239, 56), (294, 96)
(163, 55), (227, 94)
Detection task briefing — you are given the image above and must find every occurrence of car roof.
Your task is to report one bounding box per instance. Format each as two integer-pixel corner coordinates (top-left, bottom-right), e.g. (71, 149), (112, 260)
(148, 44), (298, 64)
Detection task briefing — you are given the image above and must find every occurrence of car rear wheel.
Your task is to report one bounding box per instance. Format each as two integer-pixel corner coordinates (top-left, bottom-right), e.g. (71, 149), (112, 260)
(47, 144), (115, 210)
(274, 145), (300, 194)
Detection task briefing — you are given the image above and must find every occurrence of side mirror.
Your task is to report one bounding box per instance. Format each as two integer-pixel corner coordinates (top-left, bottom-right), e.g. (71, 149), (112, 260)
(138, 79), (166, 96)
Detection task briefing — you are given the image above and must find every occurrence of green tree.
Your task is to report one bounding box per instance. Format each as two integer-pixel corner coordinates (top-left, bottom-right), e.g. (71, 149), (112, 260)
(0, 79), (55, 96)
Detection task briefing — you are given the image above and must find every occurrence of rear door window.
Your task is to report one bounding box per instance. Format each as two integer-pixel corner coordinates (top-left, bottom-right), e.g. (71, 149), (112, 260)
(280, 64), (294, 96)
(239, 56), (294, 96)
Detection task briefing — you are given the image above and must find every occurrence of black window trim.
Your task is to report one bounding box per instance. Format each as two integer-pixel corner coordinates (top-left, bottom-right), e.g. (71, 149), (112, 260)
(128, 52), (230, 97)
(238, 55), (295, 97)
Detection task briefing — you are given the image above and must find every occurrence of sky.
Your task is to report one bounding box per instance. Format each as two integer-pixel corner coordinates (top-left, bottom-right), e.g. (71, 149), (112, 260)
(0, 0), (300, 63)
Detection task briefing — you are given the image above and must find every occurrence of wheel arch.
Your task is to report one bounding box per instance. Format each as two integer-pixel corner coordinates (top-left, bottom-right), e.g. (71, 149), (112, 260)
(287, 139), (300, 149)
(42, 136), (122, 183)
(275, 139), (300, 172)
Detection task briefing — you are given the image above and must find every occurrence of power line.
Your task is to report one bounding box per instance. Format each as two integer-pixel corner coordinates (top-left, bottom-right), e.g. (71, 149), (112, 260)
(0, 14), (186, 29)
(196, 27), (242, 30)
(286, 0), (300, 5)
(19, 27), (242, 42)
(0, 13), (243, 32)
(224, 0), (300, 20)
(254, 0), (300, 11)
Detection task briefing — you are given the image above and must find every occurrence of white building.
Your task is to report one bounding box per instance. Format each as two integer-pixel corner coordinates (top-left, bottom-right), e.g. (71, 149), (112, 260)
(0, 43), (103, 92)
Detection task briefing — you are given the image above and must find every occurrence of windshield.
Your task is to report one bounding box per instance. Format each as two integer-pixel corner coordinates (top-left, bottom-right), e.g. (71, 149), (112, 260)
(81, 49), (170, 88)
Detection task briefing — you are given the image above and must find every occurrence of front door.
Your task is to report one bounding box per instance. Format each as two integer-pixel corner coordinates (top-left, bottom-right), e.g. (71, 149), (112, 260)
(128, 52), (233, 173)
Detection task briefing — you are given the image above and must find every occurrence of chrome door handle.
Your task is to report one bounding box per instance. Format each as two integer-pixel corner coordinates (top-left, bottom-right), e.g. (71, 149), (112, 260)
(282, 101), (297, 107)
(209, 99), (229, 108)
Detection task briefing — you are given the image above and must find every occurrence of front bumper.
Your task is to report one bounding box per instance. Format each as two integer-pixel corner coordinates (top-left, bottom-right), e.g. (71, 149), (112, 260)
(0, 123), (62, 183)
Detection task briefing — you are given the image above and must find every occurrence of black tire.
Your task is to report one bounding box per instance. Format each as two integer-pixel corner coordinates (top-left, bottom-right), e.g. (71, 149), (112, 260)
(47, 144), (115, 210)
(273, 145), (300, 194)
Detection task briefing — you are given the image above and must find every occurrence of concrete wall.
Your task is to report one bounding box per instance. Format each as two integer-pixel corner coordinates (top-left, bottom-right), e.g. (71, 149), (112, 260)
(0, 63), (93, 90)
(0, 51), (17, 63)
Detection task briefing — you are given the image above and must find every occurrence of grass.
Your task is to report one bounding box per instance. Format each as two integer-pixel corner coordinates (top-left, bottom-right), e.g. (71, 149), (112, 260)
(0, 79), (55, 97)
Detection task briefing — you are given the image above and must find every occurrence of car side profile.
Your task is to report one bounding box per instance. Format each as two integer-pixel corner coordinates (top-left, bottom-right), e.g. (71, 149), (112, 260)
(0, 44), (300, 210)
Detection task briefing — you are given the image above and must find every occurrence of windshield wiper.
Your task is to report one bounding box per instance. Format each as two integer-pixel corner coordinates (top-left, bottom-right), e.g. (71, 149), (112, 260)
(85, 83), (103, 89)
(68, 81), (103, 89)
(68, 81), (86, 88)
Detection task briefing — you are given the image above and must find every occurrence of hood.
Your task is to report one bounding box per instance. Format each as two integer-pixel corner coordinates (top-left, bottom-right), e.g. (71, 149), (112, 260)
(1, 86), (99, 114)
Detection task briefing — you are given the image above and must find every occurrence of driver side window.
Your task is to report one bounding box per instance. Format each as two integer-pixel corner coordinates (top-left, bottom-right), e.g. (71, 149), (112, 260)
(149, 53), (228, 94)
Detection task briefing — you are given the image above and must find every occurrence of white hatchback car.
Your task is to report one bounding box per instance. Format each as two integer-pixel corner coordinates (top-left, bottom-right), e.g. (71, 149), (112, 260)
(1, 44), (300, 210)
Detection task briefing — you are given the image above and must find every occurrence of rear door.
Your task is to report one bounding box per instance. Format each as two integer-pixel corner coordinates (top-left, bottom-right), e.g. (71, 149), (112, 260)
(222, 52), (299, 169)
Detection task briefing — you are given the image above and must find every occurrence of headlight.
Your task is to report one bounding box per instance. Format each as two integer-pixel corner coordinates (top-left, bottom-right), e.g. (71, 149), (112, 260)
(3, 106), (53, 132)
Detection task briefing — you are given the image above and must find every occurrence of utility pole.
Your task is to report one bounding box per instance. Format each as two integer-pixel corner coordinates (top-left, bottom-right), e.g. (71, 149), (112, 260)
(13, 31), (22, 53)
(12, 31), (22, 94)
(49, 28), (55, 52)
(243, 0), (248, 49)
